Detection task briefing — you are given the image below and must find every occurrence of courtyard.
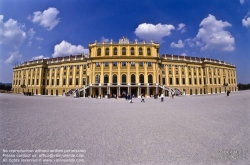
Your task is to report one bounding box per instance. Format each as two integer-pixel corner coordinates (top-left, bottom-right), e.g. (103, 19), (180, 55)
(0, 91), (249, 165)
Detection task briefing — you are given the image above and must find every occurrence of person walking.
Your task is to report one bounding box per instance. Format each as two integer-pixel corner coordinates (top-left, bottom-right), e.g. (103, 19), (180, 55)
(227, 90), (230, 96)
(141, 94), (145, 103)
(129, 94), (133, 103)
(160, 93), (164, 102)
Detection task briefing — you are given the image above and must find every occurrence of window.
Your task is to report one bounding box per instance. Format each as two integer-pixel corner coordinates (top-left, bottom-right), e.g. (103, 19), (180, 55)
(76, 65), (79, 69)
(97, 48), (101, 56)
(83, 64), (86, 69)
(95, 75), (100, 84)
(176, 71), (178, 75)
(199, 78), (202, 84)
(176, 78), (179, 85)
(162, 78), (165, 85)
(47, 80), (49, 85)
(82, 78), (86, 85)
(43, 79), (45, 85)
(69, 78), (72, 85)
(162, 71), (165, 74)
(104, 75), (109, 84)
(139, 47), (143, 55)
(52, 79), (54, 85)
(148, 62), (152, 67)
(70, 72), (72, 75)
(57, 79), (59, 85)
(113, 47), (117, 55)
(214, 78), (216, 84)
(147, 48), (151, 55)
(76, 78), (79, 85)
(70, 66), (72, 70)
(139, 62), (143, 67)
(131, 74), (136, 85)
(122, 62), (126, 66)
(32, 79), (34, 85)
(131, 62), (135, 66)
(169, 65), (172, 69)
(131, 47), (134, 55)
(139, 74), (144, 85)
(122, 47), (126, 55)
(105, 48), (109, 55)
(194, 78), (197, 85)
(182, 78), (185, 84)
(182, 71), (184, 75)
(83, 71), (86, 74)
(113, 62), (117, 66)
(105, 62), (109, 67)
(210, 78), (212, 84)
(148, 75), (153, 84)
(122, 74), (126, 85)
(189, 78), (192, 84)
(36, 79), (39, 85)
(58, 67), (60, 71)
(96, 62), (100, 67)
(169, 78), (172, 85)
(169, 71), (172, 75)
(204, 78), (206, 84)
(113, 74), (117, 84)
(218, 78), (221, 84)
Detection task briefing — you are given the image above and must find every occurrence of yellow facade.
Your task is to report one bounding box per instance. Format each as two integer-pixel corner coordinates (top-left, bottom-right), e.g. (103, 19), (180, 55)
(12, 37), (237, 97)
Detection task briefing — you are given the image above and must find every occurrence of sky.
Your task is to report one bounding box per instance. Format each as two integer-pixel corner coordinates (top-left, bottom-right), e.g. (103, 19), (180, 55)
(0, 0), (249, 83)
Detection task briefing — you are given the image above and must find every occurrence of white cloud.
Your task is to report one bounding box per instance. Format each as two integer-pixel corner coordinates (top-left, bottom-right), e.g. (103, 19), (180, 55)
(185, 38), (196, 47)
(242, 13), (250, 27)
(52, 40), (89, 57)
(181, 53), (187, 56)
(135, 23), (175, 42)
(5, 51), (23, 64)
(0, 15), (26, 46)
(177, 23), (186, 33)
(31, 55), (48, 60)
(28, 41), (32, 46)
(29, 7), (60, 30)
(36, 37), (44, 41)
(28, 28), (35, 39)
(170, 40), (185, 48)
(196, 14), (235, 51)
(240, 0), (244, 4)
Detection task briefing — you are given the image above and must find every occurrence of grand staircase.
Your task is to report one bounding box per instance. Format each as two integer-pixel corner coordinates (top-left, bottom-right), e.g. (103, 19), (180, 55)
(64, 85), (90, 97)
(159, 85), (183, 96)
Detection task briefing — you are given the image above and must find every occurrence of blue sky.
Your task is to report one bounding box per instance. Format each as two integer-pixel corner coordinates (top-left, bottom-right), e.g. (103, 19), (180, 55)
(0, 0), (249, 83)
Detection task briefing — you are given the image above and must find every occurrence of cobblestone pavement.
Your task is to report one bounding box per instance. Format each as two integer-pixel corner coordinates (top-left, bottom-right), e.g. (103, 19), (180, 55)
(1, 91), (250, 165)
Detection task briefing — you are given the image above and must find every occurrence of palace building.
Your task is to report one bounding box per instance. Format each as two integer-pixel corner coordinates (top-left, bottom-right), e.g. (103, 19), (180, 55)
(12, 37), (237, 97)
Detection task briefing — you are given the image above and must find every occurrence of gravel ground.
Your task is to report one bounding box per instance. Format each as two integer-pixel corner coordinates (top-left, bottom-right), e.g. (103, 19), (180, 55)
(0, 91), (250, 165)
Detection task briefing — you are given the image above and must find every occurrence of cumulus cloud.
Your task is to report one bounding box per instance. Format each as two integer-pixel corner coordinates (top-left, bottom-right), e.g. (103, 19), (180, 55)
(177, 23), (186, 33)
(31, 55), (49, 60)
(135, 23), (175, 42)
(52, 40), (89, 57)
(240, 0), (244, 4)
(5, 51), (23, 64)
(170, 40), (185, 48)
(242, 13), (250, 27)
(29, 7), (60, 30)
(196, 14), (235, 51)
(0, 15), (26, 46)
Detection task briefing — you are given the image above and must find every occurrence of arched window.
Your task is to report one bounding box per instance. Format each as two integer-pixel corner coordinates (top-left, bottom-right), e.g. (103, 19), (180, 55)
(139, 47), (143, 55)
(130, 47), (134, 55)
(122, 47), (126, 55)
(105, 48), (109, 55)
(104, 74), (109, 84)
(97, 48), (101, 56)
(147, 48), (151, 56)
(131, 74), (136, 85)
(148, 74), (153, 84)
(113, 74), (117, 84)
(122, 74), (126, 85)
(139, 74), (144, 85)
(95, 75), (100, 84)
(113, 47), (117, 55)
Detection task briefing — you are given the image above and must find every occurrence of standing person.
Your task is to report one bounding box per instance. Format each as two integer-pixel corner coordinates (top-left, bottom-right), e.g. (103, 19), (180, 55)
(171, 91), (175, 99)
(129, 94), (132, 103)
(227, 90), (230, 96)
(160, 93), (164, 102)
(141, 94), (145, 103)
